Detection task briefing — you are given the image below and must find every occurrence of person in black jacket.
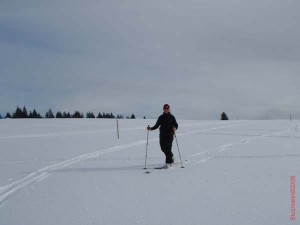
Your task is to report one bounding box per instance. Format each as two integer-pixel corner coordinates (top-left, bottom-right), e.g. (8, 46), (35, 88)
(147, 104), (178, 165)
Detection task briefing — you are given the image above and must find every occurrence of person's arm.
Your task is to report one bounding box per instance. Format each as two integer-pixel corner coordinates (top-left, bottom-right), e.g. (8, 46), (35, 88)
(172, 115), (178, 130)
(149, 116), (161, 130)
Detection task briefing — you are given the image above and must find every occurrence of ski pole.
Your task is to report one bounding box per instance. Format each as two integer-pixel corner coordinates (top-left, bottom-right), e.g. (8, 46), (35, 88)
(174, 132), (184, 168)
(144, 127), (150, 169)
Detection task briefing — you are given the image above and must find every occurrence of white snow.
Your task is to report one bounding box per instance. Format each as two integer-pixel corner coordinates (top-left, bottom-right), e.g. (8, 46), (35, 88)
(0, 119), (299, 225)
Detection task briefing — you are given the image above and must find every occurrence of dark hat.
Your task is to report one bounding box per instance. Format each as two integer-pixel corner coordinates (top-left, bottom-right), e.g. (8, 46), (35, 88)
(163, 104), (170, 109)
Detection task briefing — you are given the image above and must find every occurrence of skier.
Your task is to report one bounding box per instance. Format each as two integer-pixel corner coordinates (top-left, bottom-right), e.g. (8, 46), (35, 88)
(147, 104), (178, 167)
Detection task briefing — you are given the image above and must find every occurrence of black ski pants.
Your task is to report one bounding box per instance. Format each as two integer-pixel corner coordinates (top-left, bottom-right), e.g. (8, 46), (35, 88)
(159, 134), (174, 164)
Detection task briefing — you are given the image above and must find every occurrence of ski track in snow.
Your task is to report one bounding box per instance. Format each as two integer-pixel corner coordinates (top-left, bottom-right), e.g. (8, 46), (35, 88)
(0, 141), (147, 207)
(0, 121), (296, 207)
(186, 123), (298, 165)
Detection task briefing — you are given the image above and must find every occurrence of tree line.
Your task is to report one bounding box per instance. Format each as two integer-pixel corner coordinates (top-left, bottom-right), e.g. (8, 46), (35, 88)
(0, 106), (229, 120)
(1, 106), (136, 119)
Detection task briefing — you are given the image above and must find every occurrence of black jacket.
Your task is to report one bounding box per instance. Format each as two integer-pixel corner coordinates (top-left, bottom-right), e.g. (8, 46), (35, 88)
(151, 112), (178, 136)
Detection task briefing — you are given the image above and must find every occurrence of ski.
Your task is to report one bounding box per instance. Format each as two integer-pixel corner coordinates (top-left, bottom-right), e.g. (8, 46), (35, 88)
(144, 161), (185, 173)
(154, 165), (169, 169)
(154, 162), (182, 169)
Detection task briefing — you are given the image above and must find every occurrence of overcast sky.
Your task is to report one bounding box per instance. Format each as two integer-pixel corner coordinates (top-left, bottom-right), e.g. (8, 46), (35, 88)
(1, 0), (300, 119)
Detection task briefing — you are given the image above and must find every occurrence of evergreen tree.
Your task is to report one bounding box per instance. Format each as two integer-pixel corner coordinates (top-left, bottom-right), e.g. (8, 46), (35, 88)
(86, 111), (95, 118)
(72, 111), (84, 118)
(117, 114), (124, 119)
(32, 109), (42, 118)
(97, 112), (127, 119)
(13, 106), (23, 118)
(32, 110), (37, 118)
(0, 114), (2, 119)
(45, 109), (55, 118)
(22, 106), (28, 118)
(5, 112), (12, 118)
(28, 109), (39, 118)
(130, 114), (136, 119)
(28, 111), (33, 118)
(56, 111), (63, 118)
(61, 112), (71, 118)
(221, 112), (229, 120)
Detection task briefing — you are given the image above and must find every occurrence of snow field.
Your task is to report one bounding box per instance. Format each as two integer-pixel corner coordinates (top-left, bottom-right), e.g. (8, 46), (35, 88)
(0, 119), (299, 225)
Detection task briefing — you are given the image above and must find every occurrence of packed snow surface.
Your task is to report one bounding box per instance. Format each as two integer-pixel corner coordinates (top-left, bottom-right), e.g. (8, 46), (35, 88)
(0, 119), (299, 225)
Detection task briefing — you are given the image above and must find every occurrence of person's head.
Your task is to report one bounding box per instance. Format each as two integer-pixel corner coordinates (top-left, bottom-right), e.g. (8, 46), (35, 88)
(163, 104), (170, 113)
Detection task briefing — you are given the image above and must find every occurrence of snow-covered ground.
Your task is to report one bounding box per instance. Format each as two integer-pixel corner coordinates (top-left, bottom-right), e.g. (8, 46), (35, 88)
(0, 119), (299, 225)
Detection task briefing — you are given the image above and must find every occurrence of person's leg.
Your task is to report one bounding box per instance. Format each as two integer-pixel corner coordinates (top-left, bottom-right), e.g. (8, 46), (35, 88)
(160, 136), (174, 164)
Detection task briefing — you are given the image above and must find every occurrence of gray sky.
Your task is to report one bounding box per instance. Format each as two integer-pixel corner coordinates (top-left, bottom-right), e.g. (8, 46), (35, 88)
(1, 0), (300, 119)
